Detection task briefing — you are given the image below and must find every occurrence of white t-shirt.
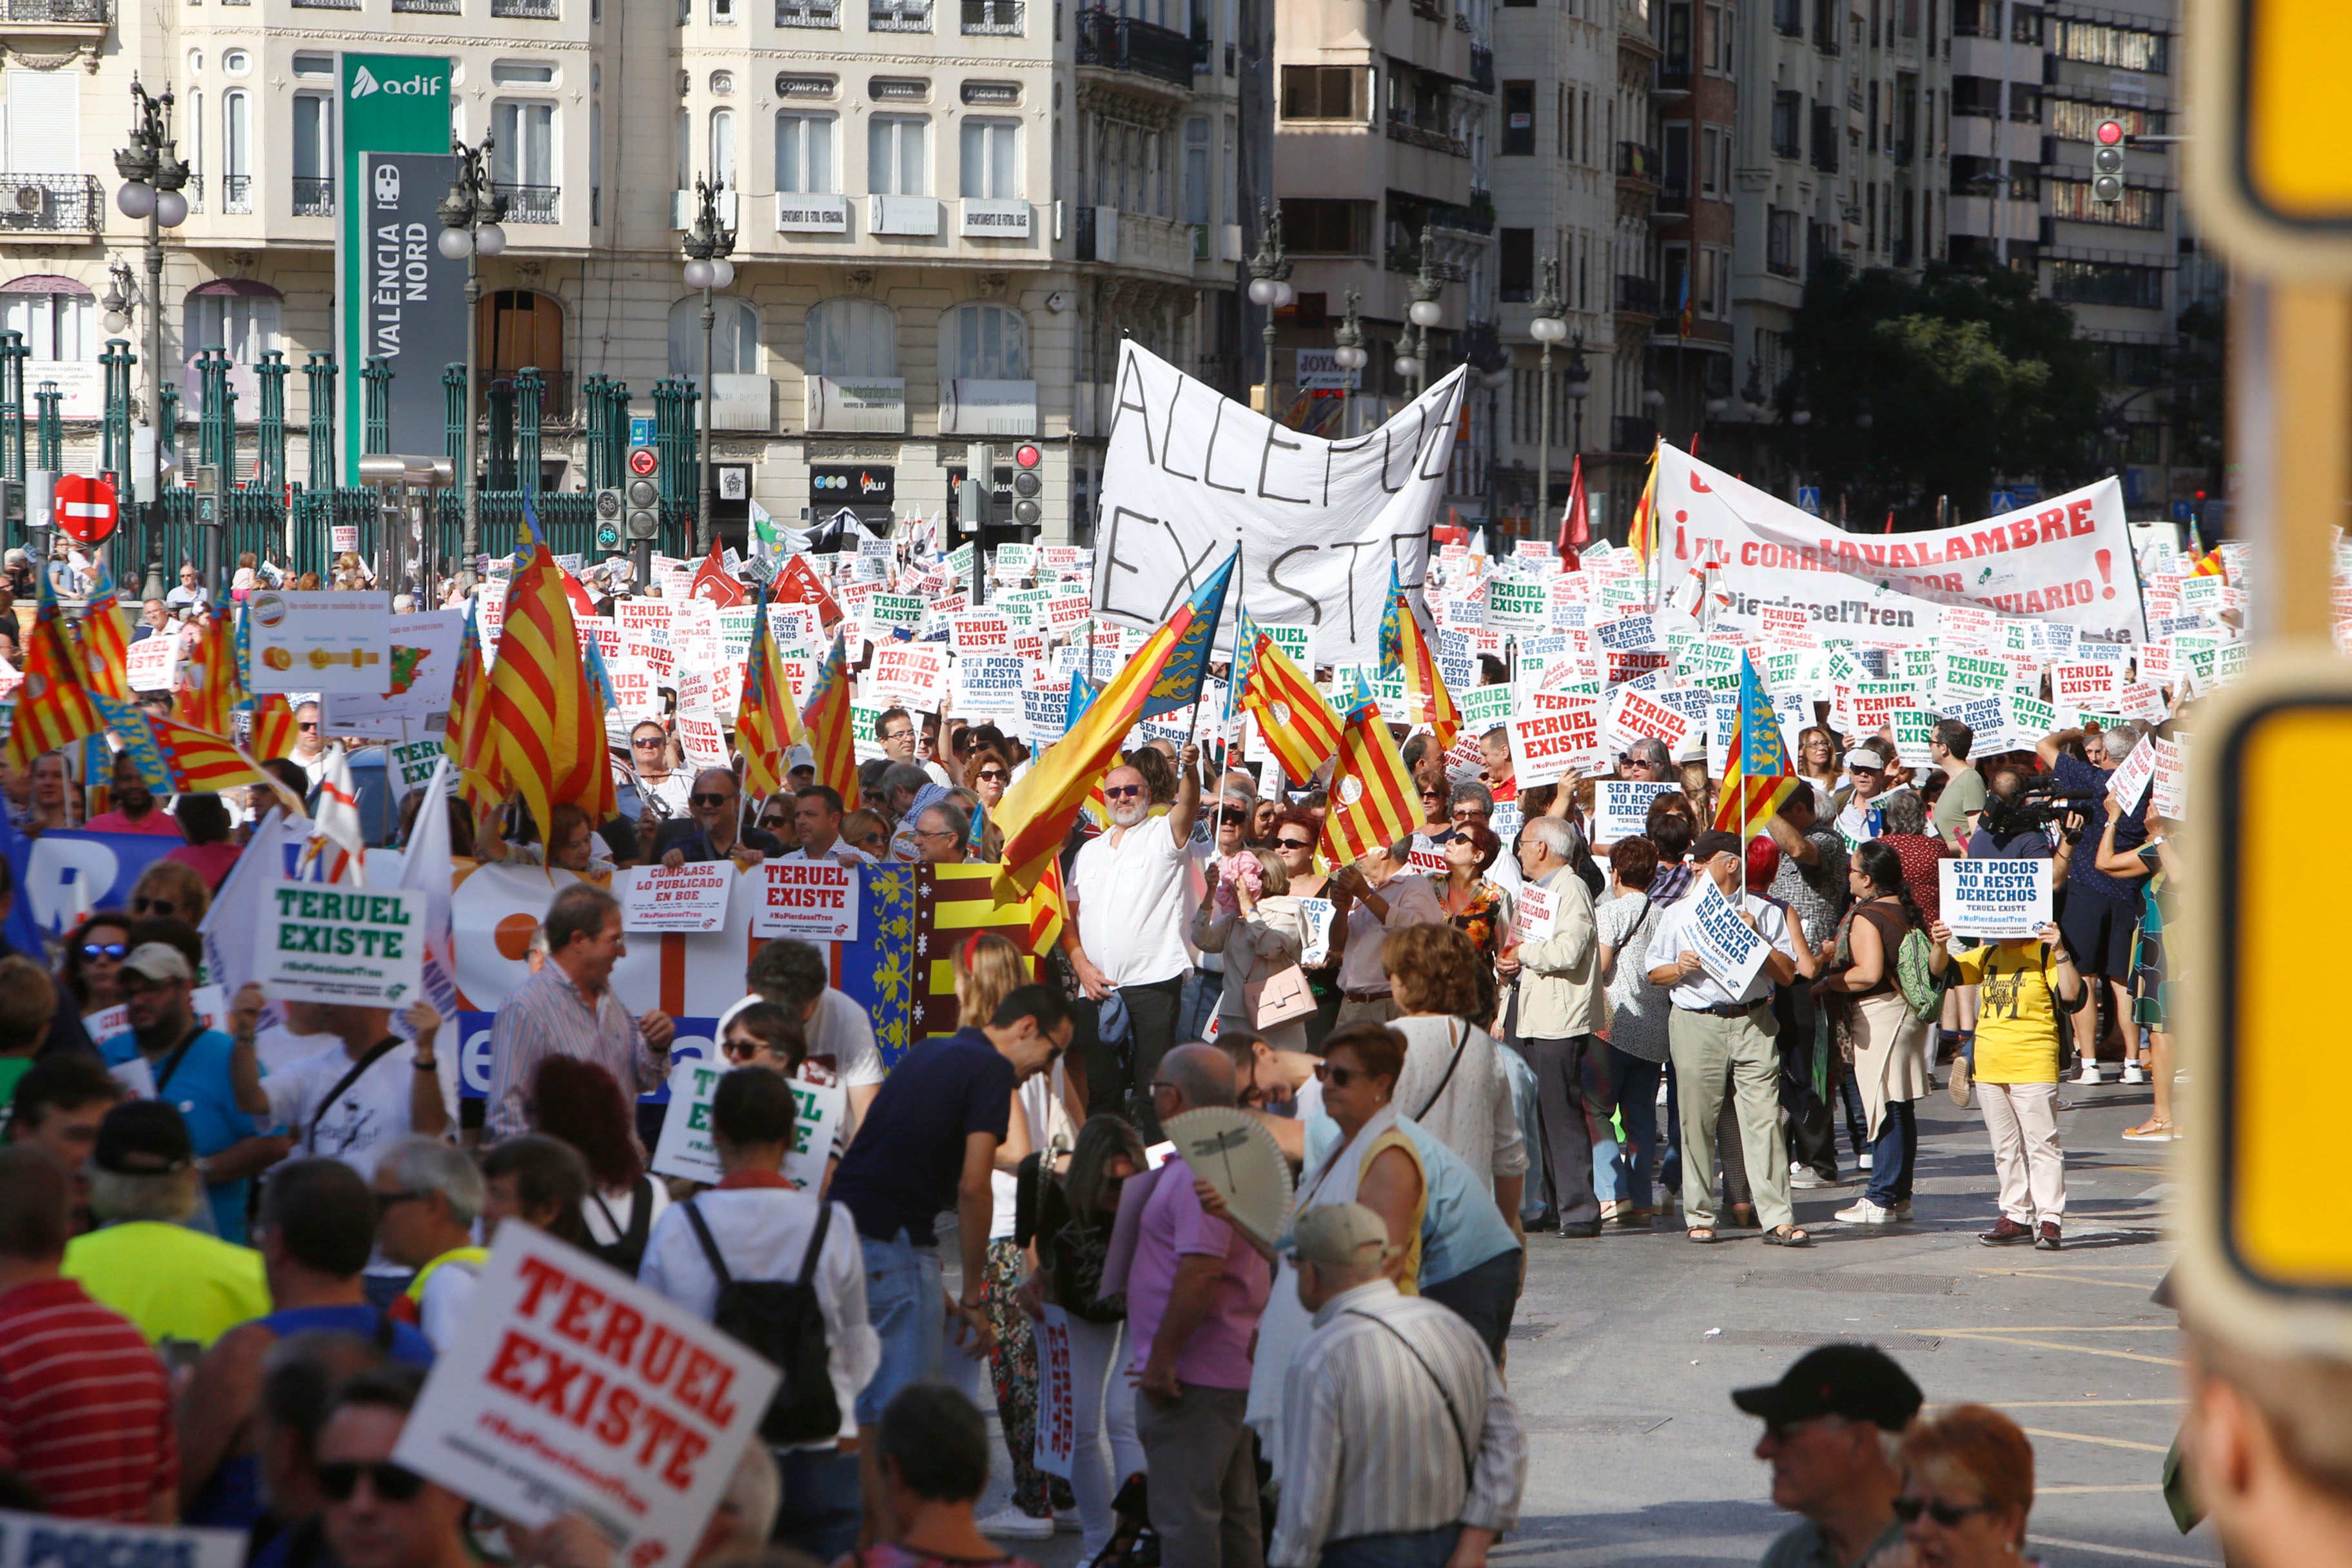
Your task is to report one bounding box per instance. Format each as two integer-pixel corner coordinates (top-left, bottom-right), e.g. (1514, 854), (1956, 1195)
(713, 986), (886, 1089)
(417, 1259), (479, 1352)
(1642, 886), (1796, 1010)
(262, 1037), (456, 1177)
(254, 1023), (337, 1075)
(582, 1179), (674, 1249)
(1072, 816), (1194, 986)
(782, 843), (876, 867)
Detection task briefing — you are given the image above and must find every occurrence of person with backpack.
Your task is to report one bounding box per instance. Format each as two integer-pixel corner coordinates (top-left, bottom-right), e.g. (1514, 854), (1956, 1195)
(639, 1066), (874, 1563)
(1928, 917), (2084, 1251)
(527, 1057), (671, 1277)
(1815, 841), (1949, 1230)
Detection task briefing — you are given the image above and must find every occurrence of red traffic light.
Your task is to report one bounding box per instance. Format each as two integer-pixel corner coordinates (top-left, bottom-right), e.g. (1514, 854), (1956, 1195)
(2095, 119), (2125, 146)
(1014, 443), (1042, 469)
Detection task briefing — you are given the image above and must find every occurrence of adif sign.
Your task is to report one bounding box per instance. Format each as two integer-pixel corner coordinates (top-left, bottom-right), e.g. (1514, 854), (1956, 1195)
(1090, 342), (1467, 665)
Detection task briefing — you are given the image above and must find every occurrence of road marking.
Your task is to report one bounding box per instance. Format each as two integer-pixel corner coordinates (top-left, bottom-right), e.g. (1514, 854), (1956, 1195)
(1972, 1268), (2173, 1291)
(1907, 1329), (2184, 1367)
(2023, 1426), (2174, 1454)
(2038, 1484), (2166, 1494)
(2027, 1533), (2213, 1565)
(1994, 1399), (2185, 1407)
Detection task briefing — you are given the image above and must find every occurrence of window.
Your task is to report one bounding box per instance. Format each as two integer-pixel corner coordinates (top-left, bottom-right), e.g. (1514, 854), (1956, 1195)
(2008, 83), (2039, 124)
(1661, 245), (1688, 322)
(1700, 124), (1722, 194)
(1951, 75), (2002, 117)
(1502, 81), (1534, 155)
(1767, 207), (1799, 275)
(492, 61), (557, 84)
(1280, 197), (1368, 253)
(0, 286), (93, 360)
(224, 49), (251, 76)
(2050, 179), (2164, 228)
(186, 284), (282, 362)
(805, 297), (896, 378)
(668, 296), (759, 375)
(1182, 115), (1209, 224)
(1810, 103), (1839, 170)
(292, 93), (333, 213)
(868, 114), (928, 195)
(714, 0), (736, 19)
(775, 112), (837, 192)
(1707, 1), (1733, 71)
(1770, 90), (1802, 157)
(292, 52), (334, 77)
(222, 90), (251, 211)
(2050, 100), (2166, 141)
(1661, 121), (1690, 201)
(1498, 228), (1534, 301)
(2009, 3), (2041, 43)
(2050, 17), (2167, 73)
(710, 108), (737, 188)
(959, 117), (1018, 198)
(493, 101), (556, 188)
(1950, 0), (1994, 35)
(776, 0), (838, 20)
(1280, 65), (1356, 120)
(946, 302), (1029, 379)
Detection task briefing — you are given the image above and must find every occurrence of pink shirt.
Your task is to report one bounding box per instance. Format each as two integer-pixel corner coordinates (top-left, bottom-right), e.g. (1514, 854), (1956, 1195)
(82, 809), (185, 837)
(1123, 1157), (1271, 1391)
(166, 842), (242, 889)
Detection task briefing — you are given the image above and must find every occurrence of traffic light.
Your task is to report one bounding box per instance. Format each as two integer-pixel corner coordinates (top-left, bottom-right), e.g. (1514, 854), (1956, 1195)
(594, 487), (625, 553)
(2093, 119), (2126, 204)
(957, 444), (994, 534)
(1011, 442), (1043, 528)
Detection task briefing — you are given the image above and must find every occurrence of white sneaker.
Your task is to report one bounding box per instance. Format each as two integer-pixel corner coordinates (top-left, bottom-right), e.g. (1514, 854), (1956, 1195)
(2075, 1062), (2104, 1085)
(1836, 1197), (1895, 1224)
(2121, 1062), (2146, 1084)
(1859, 1152), (1874, 1171)
(979, 1509), (1055, 1541)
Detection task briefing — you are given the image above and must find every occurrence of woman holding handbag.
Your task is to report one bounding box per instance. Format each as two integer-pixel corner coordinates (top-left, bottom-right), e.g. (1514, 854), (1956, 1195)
(1188, 846), (1313, 1047)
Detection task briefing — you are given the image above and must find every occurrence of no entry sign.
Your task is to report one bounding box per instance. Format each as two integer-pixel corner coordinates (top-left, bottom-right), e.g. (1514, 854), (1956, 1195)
(54, 474), (118, 544)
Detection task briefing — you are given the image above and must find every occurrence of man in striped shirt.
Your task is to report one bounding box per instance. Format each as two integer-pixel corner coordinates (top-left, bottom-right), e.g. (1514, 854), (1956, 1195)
(0, 1144), (178, 1520)
(485, 885), (675, 1142)
(1269, 1204), (1526, 1568)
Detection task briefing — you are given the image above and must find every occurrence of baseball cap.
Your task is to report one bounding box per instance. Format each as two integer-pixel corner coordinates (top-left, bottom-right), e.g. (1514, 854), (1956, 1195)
(1691, 829), (1744, 864)
(1732, 1344), (1924, 1433)
(93, 1100), (195, 1177)
(1847, 744), (1891, 772)
(1288, 1202), (1398, 1267)
(120, 943), (195, 985)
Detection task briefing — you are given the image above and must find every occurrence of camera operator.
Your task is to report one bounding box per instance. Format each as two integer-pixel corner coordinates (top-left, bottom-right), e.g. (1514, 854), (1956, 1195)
(1967, 770), (2059, 861)
(2035, 722), (2150, 1086)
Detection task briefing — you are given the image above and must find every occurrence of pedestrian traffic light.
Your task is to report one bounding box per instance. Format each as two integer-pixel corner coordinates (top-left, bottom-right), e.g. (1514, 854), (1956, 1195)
(2092, 119), (2127, 204)
(594, 487), (625, 552)
(957, 444), (994, 533)
(1011, 442), (1043, 527)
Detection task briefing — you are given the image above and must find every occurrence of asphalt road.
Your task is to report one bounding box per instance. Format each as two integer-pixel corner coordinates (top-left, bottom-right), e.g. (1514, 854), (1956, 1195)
(964, 1072), (2214, 1567)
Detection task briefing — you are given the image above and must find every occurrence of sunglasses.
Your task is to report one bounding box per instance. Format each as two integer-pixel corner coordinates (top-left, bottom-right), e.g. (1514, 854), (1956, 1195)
(1891, 1496), (1996, 1528)
(1313, 1062), (1369, 1087)
(133, 897), (175, 916)
(81, 942), (128, 961)
(373, 1189), (430, 1219)
(298, 721), (320, 732)
(1218, 808), (1248, 825)
(690, 792), (734, 808)
(1420, 790), (1447, 801)
(856, 832), (885, 847)
(633, 736), (667, 749)
(722, 1034), (778, 1062)
(977, 768), (1008, 781)
(1275, 837), (1314, 851)
(1103, 784), (1142, 799)
(317, 1461), (427, 1504)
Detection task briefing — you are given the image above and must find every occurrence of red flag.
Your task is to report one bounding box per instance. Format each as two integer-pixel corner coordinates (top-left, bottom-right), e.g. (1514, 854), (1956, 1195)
(1883, 509), (1897, 535)
(772, 554), (841, 629)
(562, 565), (598, 621)
(690, 537), (747, 608)
(1557, 453), (1590, 570)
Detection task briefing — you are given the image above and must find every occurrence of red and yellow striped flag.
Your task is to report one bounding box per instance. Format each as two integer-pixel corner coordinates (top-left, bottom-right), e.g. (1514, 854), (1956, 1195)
(799, 633), (859, 813)
(1320, 703), (1419, 867)
(178, 607), (241, 737)
(1627, 440), (1662, 562)
(5, 573), (104, 774)
(76, 573), (135, 707)
(1237, 633), (1345, 786)
(442, 598), (502, 808)
(486, 542), (612, 843)
(144, 714), (305, 812)
(737, 590), (807, 801)
(248, 694), (304, 765)
(912, 861), (1070, 1041)
(1378, 567), (1458, 749)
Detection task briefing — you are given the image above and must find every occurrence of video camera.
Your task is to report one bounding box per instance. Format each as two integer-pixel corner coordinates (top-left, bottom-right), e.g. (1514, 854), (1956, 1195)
(1979, 781), (2104, 844)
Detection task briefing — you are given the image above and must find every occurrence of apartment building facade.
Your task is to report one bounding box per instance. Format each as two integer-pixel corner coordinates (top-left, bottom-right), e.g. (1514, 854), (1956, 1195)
(0, 0), (1254, 545)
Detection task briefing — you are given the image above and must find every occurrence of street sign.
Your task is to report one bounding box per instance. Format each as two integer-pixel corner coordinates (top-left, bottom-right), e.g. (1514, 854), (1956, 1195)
(1796, 486), (1821, 516)
(2177, 651), (2352, 1355)
(2189, 0), (2352, 273)
(54, 474), (118, 544)
(629, 415), (657, 447)
(628, 447), (659, 478)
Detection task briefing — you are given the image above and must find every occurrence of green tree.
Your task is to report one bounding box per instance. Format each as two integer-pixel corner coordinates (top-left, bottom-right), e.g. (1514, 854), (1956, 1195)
(1785, 260), (2107, 522)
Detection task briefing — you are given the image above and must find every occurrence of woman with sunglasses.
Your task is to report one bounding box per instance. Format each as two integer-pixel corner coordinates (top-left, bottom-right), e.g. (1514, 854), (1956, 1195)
(1191, 845), (1309, 1049)
(841, 807), (892, 861)
(623, 721), (692, 823)
(1798, 727), (1843, 815)
(1882, 1405), (2039, 1568)
(966, 745), (1015, 815)
(1265, 805), (1342, 1046)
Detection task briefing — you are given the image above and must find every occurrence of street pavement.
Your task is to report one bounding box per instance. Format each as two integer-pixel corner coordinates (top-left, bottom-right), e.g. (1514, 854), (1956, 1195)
(967, 1071), (2215, 1567)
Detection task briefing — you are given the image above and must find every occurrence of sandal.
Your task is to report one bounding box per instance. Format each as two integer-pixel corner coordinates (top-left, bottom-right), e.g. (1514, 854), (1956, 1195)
(1687, 1226), (1718, 1243)
(1761, 1226), (1814, 1248)
(2121, 1118), (2177, 1142)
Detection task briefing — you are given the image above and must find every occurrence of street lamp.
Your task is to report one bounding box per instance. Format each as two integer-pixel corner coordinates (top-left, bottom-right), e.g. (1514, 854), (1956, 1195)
(112, 75), (188, 601)
(681, 175), (736, 556)
(436, 135), (505, 591)
(1528, 257), (1566, 528)
(1564, 334), (1591, 473)
(1330, 288), (1366, 438)
(1246, 202), (1293, 422)
(1402, 224), (1442, 397)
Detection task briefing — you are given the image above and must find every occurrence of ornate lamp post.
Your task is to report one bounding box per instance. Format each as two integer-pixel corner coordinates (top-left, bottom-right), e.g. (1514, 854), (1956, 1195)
(436, 135), (506, 590)
(1246, 202), (1293, 421)
(1564, 335), (1591, 467)
(1528, 258), (1567, 525)
(1329, 288), (1366, 438)
(681, 175), (736, 556)
(1402, 223), (1443, 397)
(112, 76), (188, 601)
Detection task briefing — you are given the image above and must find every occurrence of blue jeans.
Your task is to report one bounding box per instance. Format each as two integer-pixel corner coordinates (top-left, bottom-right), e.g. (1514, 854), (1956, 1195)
(1179, 966), (1223, 1043)
(1865, 1099), (1919, 1208)
(856, 1231), (943, 1425)
(1838, 1063), (1870, 1156)
(773, 1446), (861, 1562)
(1319, 1524), (1463, 1568)
(1660, 1061), (1682, 1197)
(1609, 1050), (1664, 1210)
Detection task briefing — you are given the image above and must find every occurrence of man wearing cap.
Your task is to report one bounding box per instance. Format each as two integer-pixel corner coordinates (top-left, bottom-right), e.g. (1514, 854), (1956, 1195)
(1268, 1203), (1527, 1568)
(1732, 1344), (1924, 1568)
(1832, 745), (1896, 854)
(96, 943), (288, 1243)
(1645, 830), (1806, 1246)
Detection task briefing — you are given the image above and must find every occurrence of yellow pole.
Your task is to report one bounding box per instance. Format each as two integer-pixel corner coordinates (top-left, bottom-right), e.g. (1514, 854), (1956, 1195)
(2248, 278), (2352, 645)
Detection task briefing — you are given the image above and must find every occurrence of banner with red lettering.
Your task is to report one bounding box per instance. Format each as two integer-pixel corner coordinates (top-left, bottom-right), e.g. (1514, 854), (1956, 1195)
(392, 1223), (781, 1553)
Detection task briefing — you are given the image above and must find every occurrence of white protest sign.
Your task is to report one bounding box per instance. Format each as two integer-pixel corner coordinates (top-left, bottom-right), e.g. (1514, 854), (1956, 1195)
(1684, 880), (1770, 995)
(390, 1224), (780, 1551)
(248, 589), (393, 695)
(2108, 727), (2159, 812)
(868, 643), (948, 709)
(617, 863), (736, 933)
(328, 610), (468, 734)
(1509, 701), (1602, 787)
(0, 1511), (247, 1568)
(259, 884), (427, 1006)
(1607, 685), (1698, 758)
(1297, 896), (1337, 967)
(125, 632), (179, 692)
(1594, 781), (1681, 843)
(2050, 660), (2122, 711)
(1510, 881), (1557, 946)
(1090, 341), (1465, 665)
(750, 859), (861, 941)
(1034, 1306), (1077, 1480)
(1939, 858), (2053, 940)
(674, 672), (730, 770)
(2152, 734), (2187, 819)
(647, 1058), (844, 1188)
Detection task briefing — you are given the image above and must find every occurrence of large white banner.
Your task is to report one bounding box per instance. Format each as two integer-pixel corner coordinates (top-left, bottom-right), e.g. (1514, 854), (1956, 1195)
(1090, 342), (1467, 665)
(1654, 446), (2147, 643)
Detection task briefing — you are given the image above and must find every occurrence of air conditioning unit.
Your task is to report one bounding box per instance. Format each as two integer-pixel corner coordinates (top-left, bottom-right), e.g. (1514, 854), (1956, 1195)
(12, 186), (46, 215)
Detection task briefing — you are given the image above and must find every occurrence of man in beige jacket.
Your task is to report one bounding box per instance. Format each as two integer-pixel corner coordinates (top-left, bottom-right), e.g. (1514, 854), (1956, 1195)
(1511, 816), (1608, 1237)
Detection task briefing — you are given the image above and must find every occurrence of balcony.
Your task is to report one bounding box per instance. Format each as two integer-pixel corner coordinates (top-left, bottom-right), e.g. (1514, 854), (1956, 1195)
(870, 0), (932, 30)
(961, 0), (1021, 32)
(223, 173), (251, 214)
(776, 0), (838, 20)
(1470, 45), (1494, 93)
(291, 176), (333, 216)
(1614, 273), (1659, 314)
(493, 0), (558, 14)
(496, 183), (560, 223)
(0, 173), (101, 233)
(1, 0), (108, 19)
(289, 0), (360, 8)
(1656, 56), (1691, 93)
(1616, 141), (1660, 184)
(1075, 8), (1195, 90)
(1387, 113), (1470, 158)
(392, 0), (459, 10)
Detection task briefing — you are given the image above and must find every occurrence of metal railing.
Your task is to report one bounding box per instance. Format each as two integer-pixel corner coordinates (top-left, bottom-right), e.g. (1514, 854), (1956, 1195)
(870, 0), (932, 30)
(0, 0), (108, 20)
(292, 176), (333, 216)
(495, 183), (560, 222)
(962, 0), (1021, 31)
(223, 173), (252, 213)
(1075, 9), (1194, 88)
(1613, 273), (1658, 313)
(776, 0), (837, 20)
(1387, 115), (1471, 157)
(1470, 46), (1494, 93)
(391, 0), (460, 10)
(0, 173), (101, 231)
(289, 0), (360, 9)
(493, 0), (559, 14)
(1616, 141), (1659, 181)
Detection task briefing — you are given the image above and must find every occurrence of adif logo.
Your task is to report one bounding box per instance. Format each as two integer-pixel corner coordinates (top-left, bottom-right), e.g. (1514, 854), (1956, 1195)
(350, 65), (444, 97)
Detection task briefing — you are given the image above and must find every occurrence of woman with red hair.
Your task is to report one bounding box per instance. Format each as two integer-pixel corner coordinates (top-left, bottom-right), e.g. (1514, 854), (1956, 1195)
(529, 1055), (669, 1275)
(1883, 1404), (2037, 1567)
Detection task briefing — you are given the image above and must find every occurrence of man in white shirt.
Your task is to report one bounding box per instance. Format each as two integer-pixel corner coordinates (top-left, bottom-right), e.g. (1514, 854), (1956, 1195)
(1644, 830), (1808, 1246)
(877, 707), (952, 788)
(1328, 840), (1446, 1029)
(721, 938), (887, 1125)
(787, 785), (874, 866)
(1063, 745), (1202, 1137)
(1833, 743), (1896, 852)
(236, 985), (453, 1177)
(640, 1066), (876, 1563)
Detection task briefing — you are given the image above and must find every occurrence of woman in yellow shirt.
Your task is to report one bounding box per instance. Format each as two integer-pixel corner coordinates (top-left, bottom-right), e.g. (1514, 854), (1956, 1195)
(1929, 919), (2086, 1251)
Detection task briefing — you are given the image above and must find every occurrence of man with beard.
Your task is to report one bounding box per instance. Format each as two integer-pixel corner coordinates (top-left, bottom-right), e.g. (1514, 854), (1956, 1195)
(85, 751), (184, 836)
(1062, 745), (1202, 1134)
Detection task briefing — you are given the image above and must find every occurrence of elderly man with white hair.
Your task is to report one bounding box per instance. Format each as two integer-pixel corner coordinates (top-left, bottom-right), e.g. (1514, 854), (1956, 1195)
(1513, 816), (1607, 1237)
(1062, 743), (1202, 1136)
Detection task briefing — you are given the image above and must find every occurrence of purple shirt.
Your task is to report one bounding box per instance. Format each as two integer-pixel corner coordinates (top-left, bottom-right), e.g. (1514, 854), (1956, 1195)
(1123, 1157), (1271, 1391)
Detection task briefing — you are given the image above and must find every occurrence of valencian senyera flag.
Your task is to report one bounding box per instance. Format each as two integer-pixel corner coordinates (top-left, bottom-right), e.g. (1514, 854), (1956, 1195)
(1138, 550), (1238, 718)
(1237, 626), (1345, 787)
(1378, 564), (1458, 749)
(800, 632), (861, 813)
(1320, 699), (1418, 867)
(5, 564), (104, 774)
(1715, 651), (1801, 834)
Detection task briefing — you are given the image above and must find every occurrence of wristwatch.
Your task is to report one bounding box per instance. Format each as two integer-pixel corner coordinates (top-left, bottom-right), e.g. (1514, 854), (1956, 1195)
(413, 1057), (439, 1072)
